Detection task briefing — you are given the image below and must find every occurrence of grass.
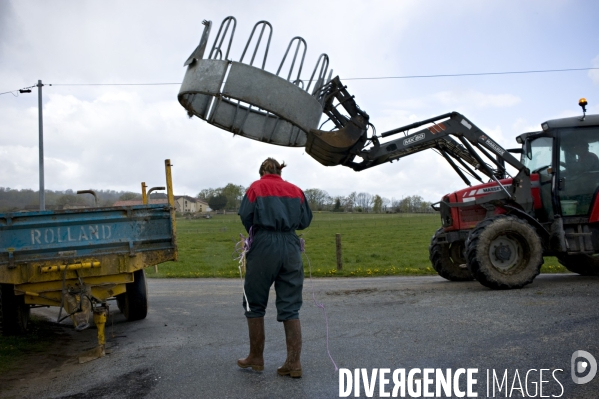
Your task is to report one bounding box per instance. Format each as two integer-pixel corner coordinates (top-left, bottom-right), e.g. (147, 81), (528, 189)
(0, 316), (56, 373)
(146, 213), (568, 278)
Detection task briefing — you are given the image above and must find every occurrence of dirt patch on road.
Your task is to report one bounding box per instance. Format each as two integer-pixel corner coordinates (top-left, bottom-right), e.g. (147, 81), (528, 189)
(0, 317), (105, 399)
(326, 287), (379, 296)
(52, 367), (158, 399)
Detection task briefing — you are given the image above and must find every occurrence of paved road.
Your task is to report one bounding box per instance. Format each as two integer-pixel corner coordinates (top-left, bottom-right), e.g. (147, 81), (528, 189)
(1, 274), (598, 398)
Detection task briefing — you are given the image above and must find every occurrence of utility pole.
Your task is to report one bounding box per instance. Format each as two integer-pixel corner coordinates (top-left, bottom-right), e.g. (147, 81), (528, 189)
(37, 80), (45, 211)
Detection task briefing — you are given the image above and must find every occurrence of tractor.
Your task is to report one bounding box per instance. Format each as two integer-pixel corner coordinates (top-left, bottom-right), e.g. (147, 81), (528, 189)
(177, 17), (598, 289)
(305, 80), (599, 289)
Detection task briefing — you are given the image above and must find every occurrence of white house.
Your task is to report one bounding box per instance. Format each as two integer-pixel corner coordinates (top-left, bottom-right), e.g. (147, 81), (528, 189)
(113, 196), (210, 214)
(174, 196), (210, 213)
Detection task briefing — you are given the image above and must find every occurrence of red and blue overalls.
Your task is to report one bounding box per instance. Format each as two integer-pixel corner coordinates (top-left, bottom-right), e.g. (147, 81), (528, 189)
(238, 174), (313, 321)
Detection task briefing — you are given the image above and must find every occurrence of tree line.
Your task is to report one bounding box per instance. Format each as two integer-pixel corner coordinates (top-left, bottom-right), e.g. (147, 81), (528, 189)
(0, 185), (434, 214)
(197, 183), (245, 212)
(0, 187), (163, 212)
(303, 189), (434, 213)
(196, 184), (434, 214)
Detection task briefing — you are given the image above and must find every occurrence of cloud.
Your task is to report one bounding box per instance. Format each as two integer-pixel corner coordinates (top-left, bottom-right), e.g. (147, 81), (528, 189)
(0, 1), (17, 59)
(1, 0), (595, 204)
(0, 84), (470, 202)
(512, 118), (542, 135)
(433, 91), (521, 109)
(382, 90), (520, 114)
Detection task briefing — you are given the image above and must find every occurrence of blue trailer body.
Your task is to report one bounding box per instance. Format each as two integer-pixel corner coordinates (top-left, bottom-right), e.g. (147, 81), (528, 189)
(0, 199), (177, 335)
(1, 204), (176, 273)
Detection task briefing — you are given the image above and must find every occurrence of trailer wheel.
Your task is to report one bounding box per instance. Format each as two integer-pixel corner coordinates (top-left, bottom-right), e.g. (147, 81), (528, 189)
(466, 216), (543, 289)
(117, 269), (148, 321)
(557, 254), (599, 276)
(429, 228), (473, 281)
(0, 284), (30, 336)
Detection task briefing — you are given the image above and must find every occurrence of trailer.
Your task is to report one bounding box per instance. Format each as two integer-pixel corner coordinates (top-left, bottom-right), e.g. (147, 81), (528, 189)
(0, 160), (177, 346)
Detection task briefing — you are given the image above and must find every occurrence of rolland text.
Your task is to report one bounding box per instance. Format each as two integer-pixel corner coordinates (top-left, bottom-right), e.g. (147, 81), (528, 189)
(30, 225), (113, 245)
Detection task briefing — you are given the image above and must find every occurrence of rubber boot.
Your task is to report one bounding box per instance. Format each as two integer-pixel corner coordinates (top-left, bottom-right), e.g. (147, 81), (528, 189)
(277, 319), (302, 378)
(237, 317), (265, 371)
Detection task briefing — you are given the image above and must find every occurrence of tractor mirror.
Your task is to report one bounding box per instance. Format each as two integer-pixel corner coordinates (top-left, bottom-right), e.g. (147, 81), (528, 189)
(524, 138), (532, 160)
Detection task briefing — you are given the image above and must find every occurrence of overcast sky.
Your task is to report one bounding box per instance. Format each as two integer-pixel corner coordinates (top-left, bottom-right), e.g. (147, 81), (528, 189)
(1, 0), (598, 203)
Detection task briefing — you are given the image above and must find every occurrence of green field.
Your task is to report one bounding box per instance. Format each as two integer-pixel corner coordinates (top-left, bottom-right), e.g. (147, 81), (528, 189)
(147, 213), (568, 278)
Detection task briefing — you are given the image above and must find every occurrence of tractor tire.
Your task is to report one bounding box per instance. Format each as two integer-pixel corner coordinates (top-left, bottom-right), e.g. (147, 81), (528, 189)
(465, 216), (543, 289)
(557, 254), (599, 276)
(116, 269), (148, 321)
(0, 284), (30, 336)
(429, 228), (473, 281)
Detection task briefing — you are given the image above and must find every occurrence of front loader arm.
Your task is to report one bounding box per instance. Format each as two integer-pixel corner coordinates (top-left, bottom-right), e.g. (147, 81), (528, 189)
(354, 112), (522, 178)
(304, 78), (534, 212)
(306, 78), (524, 179)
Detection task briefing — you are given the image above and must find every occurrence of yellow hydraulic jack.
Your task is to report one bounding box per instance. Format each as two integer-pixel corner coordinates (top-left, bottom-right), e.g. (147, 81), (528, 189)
(78, 305), (109, 364)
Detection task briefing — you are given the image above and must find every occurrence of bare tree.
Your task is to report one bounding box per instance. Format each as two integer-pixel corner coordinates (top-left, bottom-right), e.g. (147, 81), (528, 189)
(356, 192), (372, 212)
(119, 192), (140, 201)
(373, 195), (383, 213)
(304, 188), (330, 211)
(382, 197), (390, 212)
(197, 188), (220, 201)
(391, 197), (401, 212)
(344, 192), (357, 212)
(396, 195), (433, 213)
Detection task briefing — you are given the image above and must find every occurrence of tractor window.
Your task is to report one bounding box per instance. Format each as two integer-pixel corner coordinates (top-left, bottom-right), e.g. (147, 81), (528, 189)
(521, 136), (552, 173)
(558, 127), (599, 215)
(521, 136), (553, 221)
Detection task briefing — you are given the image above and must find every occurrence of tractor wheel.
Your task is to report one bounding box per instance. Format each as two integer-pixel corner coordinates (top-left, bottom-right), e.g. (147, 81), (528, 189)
(0, 284), (30, 336)
(116, 269), (148, 321)
(557, 254), (599, 276)
(465, 216), (543, 289)
(429, 228), (473, 281)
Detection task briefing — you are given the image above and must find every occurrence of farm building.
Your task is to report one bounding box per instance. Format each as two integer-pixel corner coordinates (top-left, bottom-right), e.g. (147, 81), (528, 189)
(113, 196), (210, 213)
(174, 196), (209, 213)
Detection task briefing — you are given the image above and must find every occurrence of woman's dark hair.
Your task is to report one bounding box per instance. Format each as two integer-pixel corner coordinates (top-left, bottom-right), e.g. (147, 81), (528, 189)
(259, 158), (287, 176)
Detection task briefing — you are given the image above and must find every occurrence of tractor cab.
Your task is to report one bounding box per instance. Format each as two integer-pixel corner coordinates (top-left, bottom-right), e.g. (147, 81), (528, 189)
(518, 104), (599, 223)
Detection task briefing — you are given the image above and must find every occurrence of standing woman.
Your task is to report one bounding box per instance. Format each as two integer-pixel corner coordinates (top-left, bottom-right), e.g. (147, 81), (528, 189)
(237, 158), (313, 378)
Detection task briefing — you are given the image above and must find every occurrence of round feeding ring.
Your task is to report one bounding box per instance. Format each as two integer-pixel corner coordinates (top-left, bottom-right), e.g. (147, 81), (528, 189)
(178, 17), (331, 147)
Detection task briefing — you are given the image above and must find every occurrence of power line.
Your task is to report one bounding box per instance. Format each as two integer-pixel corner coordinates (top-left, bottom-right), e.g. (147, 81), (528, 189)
(2, 66), (598, 95)
(0, 83), (179, 96)
(342, 67), (599, 81)
(0, 84), (36, 96)
(51, 82), (180, 86)
(44, 67), (599, 84)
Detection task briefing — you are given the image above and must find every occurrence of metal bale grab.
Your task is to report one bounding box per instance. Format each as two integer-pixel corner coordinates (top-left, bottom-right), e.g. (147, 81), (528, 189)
(178, 17), (336, 147)
(178, 16), (376, 169)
